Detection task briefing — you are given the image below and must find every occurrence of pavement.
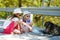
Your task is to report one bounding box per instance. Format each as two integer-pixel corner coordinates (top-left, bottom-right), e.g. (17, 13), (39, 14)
(0, 26), (60, 40)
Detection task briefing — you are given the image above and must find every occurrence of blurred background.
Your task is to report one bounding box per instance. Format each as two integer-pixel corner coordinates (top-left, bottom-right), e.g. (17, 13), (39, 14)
(0, 0), (60, 28)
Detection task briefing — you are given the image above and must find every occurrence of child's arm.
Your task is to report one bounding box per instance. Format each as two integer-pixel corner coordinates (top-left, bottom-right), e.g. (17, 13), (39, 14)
(28, 22), (33, 27)
(19, 21), (32, 31)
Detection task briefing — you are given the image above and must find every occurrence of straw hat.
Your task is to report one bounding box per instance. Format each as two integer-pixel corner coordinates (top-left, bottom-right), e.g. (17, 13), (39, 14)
(13, 8), (22, 14)
(23, 10), (31, 16)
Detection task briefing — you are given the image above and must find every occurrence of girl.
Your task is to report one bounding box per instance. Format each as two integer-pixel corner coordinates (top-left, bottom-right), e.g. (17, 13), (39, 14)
(3, 8), (22, 34)
(20, 10), (32, 33)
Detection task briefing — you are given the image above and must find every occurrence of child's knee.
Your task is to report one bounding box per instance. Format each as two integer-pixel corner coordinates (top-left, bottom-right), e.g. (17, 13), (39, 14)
(13, 29), (21, 34)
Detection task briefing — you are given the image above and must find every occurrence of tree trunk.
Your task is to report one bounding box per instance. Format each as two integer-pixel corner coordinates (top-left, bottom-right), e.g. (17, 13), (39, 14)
(48, 0), (51, 7)
(18, 0), (22, 7)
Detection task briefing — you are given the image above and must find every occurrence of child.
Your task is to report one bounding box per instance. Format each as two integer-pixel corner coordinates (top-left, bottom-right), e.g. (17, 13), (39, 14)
(20, 10), (32, 33)
(3, 8), (22, 34)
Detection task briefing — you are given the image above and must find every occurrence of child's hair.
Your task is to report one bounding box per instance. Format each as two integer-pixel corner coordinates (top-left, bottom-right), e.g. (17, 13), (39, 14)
(10, 14), (19, 20)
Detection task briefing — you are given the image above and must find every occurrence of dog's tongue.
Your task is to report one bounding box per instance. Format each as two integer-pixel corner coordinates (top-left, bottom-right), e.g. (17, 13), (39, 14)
(46, 28), (49, 32)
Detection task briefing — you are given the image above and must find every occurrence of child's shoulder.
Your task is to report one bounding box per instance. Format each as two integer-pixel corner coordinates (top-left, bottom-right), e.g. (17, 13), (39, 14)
(20, 18), (23, 21)
(12, 17), (19, 21)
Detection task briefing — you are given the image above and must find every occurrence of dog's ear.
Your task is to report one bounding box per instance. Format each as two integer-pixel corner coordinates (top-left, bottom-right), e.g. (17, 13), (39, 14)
(44, 22), (46, 26)
(44, 21), (49, 27)
(44, 23), (47, 29)
(44, 22), (48, 26)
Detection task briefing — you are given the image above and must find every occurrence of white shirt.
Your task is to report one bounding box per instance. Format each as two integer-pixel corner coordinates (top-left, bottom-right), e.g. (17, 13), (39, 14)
(3, 17), (19, 29)
(12, 17), (19, 22)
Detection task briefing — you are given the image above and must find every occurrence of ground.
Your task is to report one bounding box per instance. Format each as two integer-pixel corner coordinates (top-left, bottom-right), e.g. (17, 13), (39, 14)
(0, 27), (60, 40)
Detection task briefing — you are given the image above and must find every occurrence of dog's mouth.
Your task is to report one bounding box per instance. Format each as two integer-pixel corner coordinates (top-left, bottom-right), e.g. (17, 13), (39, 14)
(46, 28), (49, 32)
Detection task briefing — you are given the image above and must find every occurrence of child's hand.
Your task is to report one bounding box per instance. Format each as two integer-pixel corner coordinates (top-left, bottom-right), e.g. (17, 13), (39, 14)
(19, 20), (32, 32)
(13, 29), (21, 34)
(28, 23), (32, 27)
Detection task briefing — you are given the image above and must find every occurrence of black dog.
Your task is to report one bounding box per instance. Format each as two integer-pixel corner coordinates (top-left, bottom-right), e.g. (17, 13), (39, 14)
(44, 21), (60, 35)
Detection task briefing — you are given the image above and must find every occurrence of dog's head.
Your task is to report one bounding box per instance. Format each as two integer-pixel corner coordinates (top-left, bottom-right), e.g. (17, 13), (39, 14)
(44, 21), (54, 34)
(44, 21), (60, 35)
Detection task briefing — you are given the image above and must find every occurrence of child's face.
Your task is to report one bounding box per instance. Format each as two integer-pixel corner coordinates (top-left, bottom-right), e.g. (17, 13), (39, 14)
(24, 14), (30, 20)
(15, 13), (21, 18)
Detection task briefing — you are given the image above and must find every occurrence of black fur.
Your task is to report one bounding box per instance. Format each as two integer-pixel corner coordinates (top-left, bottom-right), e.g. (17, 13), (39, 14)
(44, 21), (60, 35)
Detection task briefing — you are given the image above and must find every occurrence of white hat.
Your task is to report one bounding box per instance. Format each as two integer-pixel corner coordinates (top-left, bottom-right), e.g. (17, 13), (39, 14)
(13, 8), (22, 14)
(23, 10), (31, 16)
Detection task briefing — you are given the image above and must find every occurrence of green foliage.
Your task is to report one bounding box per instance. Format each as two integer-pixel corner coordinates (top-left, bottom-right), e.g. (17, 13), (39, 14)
(22, 0), (42, 7)
(0, 0), (60, 28)
(44, 0), (60, 7)
(0, 0), (18, 8)
(51, 0), (60, 7)
(0, 12), (7, 19)
(33, 14), (42, 27)
(44, 16), (60, 26)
